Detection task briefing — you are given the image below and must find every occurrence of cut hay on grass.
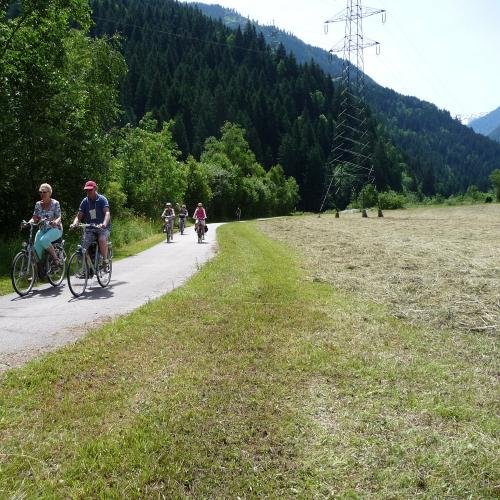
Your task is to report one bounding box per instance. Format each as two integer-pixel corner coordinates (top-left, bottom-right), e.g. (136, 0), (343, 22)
(259, 204), (500, 334)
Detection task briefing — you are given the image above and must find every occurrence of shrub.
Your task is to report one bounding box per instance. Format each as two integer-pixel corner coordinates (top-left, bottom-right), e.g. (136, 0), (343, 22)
(378, 190), (406, 209)
(357, 184), (378, 208)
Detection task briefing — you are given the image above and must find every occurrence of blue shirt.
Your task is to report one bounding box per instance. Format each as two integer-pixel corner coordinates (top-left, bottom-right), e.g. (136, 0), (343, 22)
(79, 193), (110, 225)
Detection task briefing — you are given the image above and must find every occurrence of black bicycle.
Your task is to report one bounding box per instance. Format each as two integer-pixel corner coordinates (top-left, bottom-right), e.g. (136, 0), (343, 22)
(178, 215), (186, 235)
(163, 215), (174, 243)
(195, 219), (206, 244)
(66, 224), (113, 297)
(11, 220), (66, 296)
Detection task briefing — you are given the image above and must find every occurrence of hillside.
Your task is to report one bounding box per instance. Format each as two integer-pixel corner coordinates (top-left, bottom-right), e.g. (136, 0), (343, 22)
(469, 106), (500, 136)
(488, 124), (500, 143)
(193, 2), (500, 195)
(91, 0), (403, 211)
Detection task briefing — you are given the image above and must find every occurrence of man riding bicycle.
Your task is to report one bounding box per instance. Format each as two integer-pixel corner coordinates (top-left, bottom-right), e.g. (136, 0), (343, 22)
(161, 202), (175, 241)
(70, 180), (111, 265)
(178, 204), (188, 233)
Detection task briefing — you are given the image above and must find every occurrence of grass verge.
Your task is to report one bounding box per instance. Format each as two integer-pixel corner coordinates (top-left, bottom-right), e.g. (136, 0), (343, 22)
(0, 222), (497, 497)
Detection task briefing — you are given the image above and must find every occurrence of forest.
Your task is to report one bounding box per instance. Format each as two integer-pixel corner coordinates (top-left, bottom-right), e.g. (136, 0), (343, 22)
(196, 2), (500, 196)
(1, 0), (498, 237)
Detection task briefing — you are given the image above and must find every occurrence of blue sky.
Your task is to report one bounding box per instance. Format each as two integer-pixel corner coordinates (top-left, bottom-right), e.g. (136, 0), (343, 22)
(181, 0), (500, 122)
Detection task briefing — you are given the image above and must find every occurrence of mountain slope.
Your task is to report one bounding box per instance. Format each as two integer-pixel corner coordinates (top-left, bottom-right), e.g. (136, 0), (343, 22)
(191, 3), (345, 78)
(469, 106), (500, 136)
(91, 0), (404, 211)
(488, 124), (500, 143)
(193, 2), (500, 194)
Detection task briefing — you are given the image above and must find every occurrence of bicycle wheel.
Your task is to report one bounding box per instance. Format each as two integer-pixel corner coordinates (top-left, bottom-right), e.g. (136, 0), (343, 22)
(96, 245), (112, 287)
(11, 251), (35, 296)
(46, 246), (66, 287)
(180, 219), (185, 235)
(67, 250), (87, 297)
(197, 227), (203, 243)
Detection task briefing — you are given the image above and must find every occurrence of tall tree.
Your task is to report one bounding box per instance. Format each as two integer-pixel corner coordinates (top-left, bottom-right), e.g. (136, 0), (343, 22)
(0, 0), (126, 233)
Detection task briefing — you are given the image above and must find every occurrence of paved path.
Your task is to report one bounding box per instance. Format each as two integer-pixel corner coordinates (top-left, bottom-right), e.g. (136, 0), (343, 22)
(0, 224), (222, 371)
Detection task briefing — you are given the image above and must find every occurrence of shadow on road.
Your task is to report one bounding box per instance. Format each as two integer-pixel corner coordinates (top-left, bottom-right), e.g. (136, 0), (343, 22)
(32, 285), (65, 298)
(10, 283), (65, 301)
(67, 280), (128, 301)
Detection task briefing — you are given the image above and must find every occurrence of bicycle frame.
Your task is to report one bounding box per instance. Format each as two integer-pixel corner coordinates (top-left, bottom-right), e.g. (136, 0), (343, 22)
(11, 219), (65, 296)
(76, 224), (108, 271)
(67, 223), (112, 297)
(179, 216), (186, 234)
(23, 221), (37, 265)
(164, 216), (174, 242)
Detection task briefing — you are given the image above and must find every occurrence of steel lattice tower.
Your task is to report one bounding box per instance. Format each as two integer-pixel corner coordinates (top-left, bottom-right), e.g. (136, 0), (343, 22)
(319, 1), (385, 214)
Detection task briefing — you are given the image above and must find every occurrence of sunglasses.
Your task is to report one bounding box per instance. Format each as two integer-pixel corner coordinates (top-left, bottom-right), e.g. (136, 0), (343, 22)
(39, 190), (49, 194)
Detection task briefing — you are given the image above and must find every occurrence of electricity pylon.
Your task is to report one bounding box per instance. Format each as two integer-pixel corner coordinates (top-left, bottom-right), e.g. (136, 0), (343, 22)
(319, 1), (386, 215)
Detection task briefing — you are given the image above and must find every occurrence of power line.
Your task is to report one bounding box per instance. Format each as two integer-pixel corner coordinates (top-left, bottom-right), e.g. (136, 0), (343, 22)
(93, 15), (277, 56)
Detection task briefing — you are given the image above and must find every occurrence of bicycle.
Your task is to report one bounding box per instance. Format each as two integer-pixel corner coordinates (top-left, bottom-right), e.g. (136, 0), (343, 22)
(195, 219), (206, 244)
(178, 215), (186, 235)
(66, 223), (113, 297)
(11, 220), (66, 296)
(163, 215), (174, 243)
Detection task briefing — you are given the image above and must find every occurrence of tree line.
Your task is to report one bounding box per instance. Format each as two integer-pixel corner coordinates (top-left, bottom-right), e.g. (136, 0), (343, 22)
(90, 0), (405, 211)
(3, 0), (493, 239)
(194, 2), (500, 197)
(0, 0), (299, 236)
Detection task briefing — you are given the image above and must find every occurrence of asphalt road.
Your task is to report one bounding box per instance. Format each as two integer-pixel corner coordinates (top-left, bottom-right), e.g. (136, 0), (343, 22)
(0, 223), (222, 371)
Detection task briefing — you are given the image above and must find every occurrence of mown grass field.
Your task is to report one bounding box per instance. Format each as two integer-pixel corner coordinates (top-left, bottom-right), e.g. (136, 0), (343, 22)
(261, 204), (500, 334)
(0, 215), (498, 497)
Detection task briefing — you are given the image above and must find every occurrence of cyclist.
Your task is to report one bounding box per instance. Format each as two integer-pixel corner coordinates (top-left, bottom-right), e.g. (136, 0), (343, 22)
(178, 204), (188, 233)
(25, 183), (63, 275)
(193, 202), (207, 234)
(161, 202), (175, 240)
(70, 180), (111, 266)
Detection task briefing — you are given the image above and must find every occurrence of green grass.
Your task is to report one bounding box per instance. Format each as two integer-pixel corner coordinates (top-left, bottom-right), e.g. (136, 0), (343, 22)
(0, 223), (497, 497)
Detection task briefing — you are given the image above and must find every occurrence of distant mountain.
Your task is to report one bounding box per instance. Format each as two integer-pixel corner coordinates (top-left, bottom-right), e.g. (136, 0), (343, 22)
(488, 124), (500, 143)
(469, 106), (500, 136)
(193, 2), (500, 194)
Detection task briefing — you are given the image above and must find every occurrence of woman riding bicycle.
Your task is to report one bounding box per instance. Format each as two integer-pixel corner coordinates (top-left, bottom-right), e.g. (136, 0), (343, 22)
(193, 202), (207, 233)
(26, 183), (63, 273)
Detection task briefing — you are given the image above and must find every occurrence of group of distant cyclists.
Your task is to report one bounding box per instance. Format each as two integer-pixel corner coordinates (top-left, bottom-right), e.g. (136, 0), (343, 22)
(161, 201), (207, 241)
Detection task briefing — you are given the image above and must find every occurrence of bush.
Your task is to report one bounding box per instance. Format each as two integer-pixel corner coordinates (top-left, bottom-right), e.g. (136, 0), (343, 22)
(378, 190), (406, 209)
(105, 181), (127, 213)
(357, 184), (378, 208)
(111, 216), (159, 248)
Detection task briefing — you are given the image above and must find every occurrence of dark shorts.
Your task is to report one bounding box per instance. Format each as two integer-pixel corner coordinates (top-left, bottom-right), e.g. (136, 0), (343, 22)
(83, 227), (110, 250)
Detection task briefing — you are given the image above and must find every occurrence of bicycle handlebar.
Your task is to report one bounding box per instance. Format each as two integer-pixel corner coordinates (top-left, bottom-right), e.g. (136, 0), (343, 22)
(21, 219), (44, 228)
